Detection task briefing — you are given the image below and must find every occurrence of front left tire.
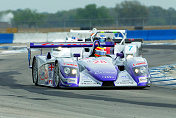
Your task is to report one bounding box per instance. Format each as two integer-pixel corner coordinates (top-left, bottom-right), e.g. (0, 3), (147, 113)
(32, 57), (38, 86)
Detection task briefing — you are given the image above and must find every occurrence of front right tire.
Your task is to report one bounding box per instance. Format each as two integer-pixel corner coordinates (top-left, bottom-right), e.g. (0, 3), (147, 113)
(53, 61), (60, 88)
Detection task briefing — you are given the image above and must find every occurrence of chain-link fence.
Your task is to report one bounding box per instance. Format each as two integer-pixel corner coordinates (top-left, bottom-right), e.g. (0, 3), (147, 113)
(1, 16), (176, 33)
(10, 16), (176, 28)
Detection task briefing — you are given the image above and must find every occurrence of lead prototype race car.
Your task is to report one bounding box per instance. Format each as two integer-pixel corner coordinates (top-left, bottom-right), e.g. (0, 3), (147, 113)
(27, 30), (151, 88)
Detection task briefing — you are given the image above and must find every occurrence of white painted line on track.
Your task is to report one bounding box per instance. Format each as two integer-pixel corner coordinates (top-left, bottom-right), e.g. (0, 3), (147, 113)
(150, 64), (176, 88)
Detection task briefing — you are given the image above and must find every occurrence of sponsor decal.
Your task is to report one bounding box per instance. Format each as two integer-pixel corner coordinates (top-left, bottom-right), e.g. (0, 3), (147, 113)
(133, 62), (146, 66)
(103, 76), (114, 79)
(48, 64), (54, 71)
(48, 80), (52, 85)
(39, 66), (48, 80)
(139, 77), (147, 83)
(136, 62), (146, 65)
(67, 79), (76, 83)
(95, 71), (116, 74)
(121, 76), (127, 78)
(93, 60), (107, 64)
(38, 43), (103, 46)
(48, 71), (53, 78)
(40, 43), (91, 46)
(64, 78), (77, 84)
(64, 63), (77, 67)
(48, 64), (54, 84)
(116, 81), (134, 85)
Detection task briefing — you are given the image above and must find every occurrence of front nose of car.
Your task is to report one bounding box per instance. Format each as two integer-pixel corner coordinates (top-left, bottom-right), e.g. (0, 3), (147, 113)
(90, 69), (117, 81)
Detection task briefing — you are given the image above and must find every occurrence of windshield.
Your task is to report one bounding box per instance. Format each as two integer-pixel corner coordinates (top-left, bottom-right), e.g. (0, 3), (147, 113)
(52, 47), (71, 57)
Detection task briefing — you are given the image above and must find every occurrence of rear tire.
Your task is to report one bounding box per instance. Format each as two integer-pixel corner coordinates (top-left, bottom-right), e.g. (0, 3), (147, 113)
(53, 61), (60, 88)
(32, 57), (38, 86)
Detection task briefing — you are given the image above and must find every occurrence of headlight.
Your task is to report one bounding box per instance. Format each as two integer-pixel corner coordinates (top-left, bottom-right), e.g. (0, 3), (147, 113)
(126, 54), (133, 59)
(61, 67), (78, 78)
(133, 66), (147, 75)
(64, 67), (71, 74)
(72, 69), (77, 74)
(134, 68), (140, 73)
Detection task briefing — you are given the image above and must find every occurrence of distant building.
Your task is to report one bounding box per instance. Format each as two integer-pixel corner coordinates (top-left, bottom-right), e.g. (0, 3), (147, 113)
(0, 22), (11, 28)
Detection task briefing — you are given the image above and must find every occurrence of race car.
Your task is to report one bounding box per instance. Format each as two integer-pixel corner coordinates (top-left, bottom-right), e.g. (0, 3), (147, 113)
(27, 30), (150, 88)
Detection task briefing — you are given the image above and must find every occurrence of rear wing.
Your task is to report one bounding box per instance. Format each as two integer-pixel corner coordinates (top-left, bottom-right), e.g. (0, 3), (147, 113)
(29, 42), (114, 48)
(70, 28), (127, 43)
(70, 28), (126, 34)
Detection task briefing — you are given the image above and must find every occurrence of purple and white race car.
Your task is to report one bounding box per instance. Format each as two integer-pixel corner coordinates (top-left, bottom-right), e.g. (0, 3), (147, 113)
(27, 30), (150, 88)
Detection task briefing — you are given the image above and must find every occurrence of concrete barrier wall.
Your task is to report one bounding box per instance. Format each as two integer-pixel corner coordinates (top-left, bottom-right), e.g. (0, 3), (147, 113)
(1, 29), (176, 44)
(13, 32), (68, 43)
(13, 33), (48, 43)
(47, 32), (67, 42)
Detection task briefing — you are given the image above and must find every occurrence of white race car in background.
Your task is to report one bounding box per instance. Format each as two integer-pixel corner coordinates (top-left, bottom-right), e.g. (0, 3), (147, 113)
(69, 28), (143, 58)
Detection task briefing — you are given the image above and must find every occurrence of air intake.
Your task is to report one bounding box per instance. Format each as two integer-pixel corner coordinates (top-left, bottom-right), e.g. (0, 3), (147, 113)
(102, 81), (114, 86)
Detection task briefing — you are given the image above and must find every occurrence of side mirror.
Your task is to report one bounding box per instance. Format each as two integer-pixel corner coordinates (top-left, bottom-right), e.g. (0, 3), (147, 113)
(73, 53), (80, 61)
(73, 53), (80, 57)
(47, 52), (51, 59)
(116, 52), (124, 58)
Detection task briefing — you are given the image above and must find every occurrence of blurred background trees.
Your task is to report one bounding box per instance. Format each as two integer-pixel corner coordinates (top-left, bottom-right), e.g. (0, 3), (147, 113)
(1, 1), (176, 29)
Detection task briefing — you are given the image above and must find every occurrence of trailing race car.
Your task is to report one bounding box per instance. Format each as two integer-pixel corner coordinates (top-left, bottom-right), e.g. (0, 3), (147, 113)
(27, 30), (150, 88)
(70, 28), (143, 57)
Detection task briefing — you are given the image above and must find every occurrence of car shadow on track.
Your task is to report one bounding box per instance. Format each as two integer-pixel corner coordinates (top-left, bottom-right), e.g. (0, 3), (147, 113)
(0, 70), (176, 109)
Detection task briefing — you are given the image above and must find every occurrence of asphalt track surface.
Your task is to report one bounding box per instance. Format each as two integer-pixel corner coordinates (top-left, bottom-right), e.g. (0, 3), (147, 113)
(0, 45), (176, 118)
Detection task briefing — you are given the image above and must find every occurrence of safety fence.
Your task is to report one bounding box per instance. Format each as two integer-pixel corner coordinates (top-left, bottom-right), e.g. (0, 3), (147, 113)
(0, 29), (176, 43)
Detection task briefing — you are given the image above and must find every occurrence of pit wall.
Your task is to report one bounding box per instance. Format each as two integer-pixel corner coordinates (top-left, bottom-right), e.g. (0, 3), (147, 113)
(1, 29), (176, 43)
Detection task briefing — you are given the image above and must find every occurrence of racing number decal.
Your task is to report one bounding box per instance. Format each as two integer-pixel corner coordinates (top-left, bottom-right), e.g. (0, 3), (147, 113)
(93, 60), (107, 64)
(129, 46), (133, 51)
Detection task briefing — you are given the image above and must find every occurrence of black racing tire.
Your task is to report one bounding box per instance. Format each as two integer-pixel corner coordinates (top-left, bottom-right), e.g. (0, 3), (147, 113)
(32, 57), (38, 86)
(53, 61), (61, 88)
